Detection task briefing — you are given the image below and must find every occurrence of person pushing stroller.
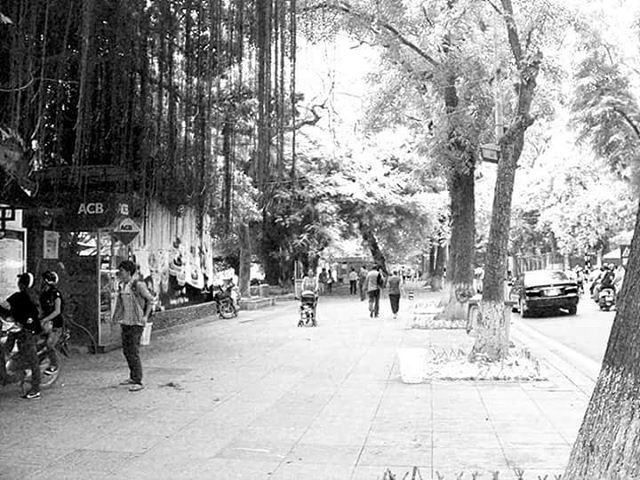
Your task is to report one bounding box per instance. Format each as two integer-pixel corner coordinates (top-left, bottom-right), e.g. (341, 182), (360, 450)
(299, 269), (319, 327)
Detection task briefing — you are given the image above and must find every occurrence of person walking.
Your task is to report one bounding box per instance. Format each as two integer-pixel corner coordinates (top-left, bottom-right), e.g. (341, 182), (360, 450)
(358, 265), (368, 301)
(387, 270), (402, 319)
(318, 268), (328, 295)
(112, 260), (154, 392)
(326, 268), (334, 294)
(365, 265), (384, 318)
(0, 273), (42, 399)
(348, 267), (358, 295)
(39, 271), (64, 375)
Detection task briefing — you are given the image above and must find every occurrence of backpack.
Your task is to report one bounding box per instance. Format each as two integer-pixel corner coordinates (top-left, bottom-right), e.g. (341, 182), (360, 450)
(131, 280), (155, 318)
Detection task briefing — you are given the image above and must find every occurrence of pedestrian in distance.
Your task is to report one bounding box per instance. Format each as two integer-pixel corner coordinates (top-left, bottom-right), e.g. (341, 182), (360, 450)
(0, 273), (42, 399)
(387, 270), (402, 319)
(358, 265), (368, 301)
(318, 268), (328, 295)
(348, 267), (358, 295)
(365, 265), (384, 318)
(112, 260), (154, 392)
(326, 268), (334, 294)
(39, 271), (64, 376)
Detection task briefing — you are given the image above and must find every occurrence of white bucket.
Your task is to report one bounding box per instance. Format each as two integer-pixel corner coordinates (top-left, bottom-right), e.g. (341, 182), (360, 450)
(397, 348), (428, 384)
(140, 322), (153, 346)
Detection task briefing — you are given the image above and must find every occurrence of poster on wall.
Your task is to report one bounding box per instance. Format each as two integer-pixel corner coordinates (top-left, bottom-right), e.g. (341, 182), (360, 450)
(43, 230), (60, 259)
(0, 231), (26, 301)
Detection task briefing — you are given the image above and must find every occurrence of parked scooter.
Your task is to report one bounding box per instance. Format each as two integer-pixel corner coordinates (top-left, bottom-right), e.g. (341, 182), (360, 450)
(598, 287), (616, 311)
(0, 315), (67, 395)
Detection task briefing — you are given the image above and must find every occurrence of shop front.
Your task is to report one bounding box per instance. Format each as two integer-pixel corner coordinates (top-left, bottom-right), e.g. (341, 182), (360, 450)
(25, 193), (139, 352)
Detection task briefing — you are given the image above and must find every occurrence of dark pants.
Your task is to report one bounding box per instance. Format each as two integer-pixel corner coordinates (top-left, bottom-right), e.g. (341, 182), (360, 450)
(389, 294), (400, 314)
(121, 325), (144, 384)
(368, 290), (380, 317)
(349, 280), (357, 295)
(18, 330), (40, 392)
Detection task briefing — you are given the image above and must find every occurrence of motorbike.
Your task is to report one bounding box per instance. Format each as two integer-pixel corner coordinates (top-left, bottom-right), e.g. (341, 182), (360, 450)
(211, 285), (239, 319)
(598, 287), (616, 311)
(1, 315), (68, 395)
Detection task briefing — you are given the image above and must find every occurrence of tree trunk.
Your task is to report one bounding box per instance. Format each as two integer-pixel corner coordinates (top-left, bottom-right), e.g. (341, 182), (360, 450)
(238, 223), (251, 297)
(440, 164), (475, 321)
(470, 0), (540, 361)
(563, 200), (640, 478)
(361, 226), (387, 274)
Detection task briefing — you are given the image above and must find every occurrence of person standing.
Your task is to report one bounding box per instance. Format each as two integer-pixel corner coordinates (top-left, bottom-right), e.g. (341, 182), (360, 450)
(112, 260), (154, 392)
(0, 273), (42, 399)
(39, 271), (64, 375)
(387, 270), (402, 319)
(365, 265), (384, 318)
(348, 267), (358, 295)
(358, 266), (368, 301)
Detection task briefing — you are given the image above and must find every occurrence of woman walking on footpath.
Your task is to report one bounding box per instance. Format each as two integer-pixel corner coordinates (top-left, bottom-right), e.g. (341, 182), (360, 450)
(387, 270), (403, 319)
(112, 260), (154, 392)
(358, 266), (368, 301)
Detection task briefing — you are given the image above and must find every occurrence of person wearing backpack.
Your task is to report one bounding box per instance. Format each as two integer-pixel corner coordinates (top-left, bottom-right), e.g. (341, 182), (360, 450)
(112, 260), (154, 392)
(365, 265), (384, 318)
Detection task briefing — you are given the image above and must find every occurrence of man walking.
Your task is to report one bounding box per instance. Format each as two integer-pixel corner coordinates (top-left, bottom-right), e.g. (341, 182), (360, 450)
(365, 265), (384, 318)
(348, 267), (358, 295)
(112, 260), (154, 392)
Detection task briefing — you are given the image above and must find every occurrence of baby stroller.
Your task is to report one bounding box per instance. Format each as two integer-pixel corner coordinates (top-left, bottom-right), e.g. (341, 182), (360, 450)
(298, 290), (318, 327)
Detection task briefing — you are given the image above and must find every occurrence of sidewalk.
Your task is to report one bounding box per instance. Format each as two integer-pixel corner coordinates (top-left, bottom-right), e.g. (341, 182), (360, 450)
(0, 286), (590, 480)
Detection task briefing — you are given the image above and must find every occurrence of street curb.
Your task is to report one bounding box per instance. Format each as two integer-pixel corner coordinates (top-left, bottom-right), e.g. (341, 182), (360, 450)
(511, 319), (599, 398)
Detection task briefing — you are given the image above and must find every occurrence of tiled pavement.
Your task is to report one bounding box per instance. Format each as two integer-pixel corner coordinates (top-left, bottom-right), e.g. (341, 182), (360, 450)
(0, 286), (593, 479)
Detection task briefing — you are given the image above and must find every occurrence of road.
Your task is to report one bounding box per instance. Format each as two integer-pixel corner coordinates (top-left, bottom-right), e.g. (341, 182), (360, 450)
(515, 293), (615, 378)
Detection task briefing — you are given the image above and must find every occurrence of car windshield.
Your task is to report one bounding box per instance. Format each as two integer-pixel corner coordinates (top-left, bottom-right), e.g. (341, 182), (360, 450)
(524, 270), (569, 286)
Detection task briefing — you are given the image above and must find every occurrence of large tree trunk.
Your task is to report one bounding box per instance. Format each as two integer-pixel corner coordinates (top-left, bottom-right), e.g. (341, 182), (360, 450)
(563, 201), (640, 478)
(470, 0), (540, 361)
(440, 163), (475, 321)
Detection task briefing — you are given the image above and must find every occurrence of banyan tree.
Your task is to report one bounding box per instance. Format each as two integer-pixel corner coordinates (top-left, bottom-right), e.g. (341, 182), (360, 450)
(0, 0), (298, 288)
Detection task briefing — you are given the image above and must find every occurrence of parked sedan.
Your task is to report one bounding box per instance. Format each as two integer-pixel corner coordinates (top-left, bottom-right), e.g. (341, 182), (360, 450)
(512, 269), (579, 317)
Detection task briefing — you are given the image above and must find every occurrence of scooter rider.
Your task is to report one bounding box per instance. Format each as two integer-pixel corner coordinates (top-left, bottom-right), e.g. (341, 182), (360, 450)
(0, 273), (42, 399)
(39, 271), (64, 375)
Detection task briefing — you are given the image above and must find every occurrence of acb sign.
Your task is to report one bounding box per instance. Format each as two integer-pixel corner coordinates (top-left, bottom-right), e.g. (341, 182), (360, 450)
(112, 217), (140, 245)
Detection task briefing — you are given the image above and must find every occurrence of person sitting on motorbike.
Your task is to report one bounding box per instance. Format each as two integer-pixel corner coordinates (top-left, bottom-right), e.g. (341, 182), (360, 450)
(0, 273), (42, 399)
(39, 271), (64, 375)
(211, 281), (236, 315)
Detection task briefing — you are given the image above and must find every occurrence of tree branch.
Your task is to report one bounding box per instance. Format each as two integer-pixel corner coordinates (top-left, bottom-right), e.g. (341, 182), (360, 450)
(303, 1), (440, 68)
(613, 107), (640, 141)
(500, 0), (523, 67)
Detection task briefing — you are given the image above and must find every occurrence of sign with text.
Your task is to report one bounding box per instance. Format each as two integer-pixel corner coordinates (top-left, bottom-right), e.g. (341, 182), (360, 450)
(112, 217), (140, 245)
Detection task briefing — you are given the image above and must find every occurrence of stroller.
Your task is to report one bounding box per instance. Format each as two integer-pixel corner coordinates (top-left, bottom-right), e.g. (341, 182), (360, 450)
(298, 290), (318, 327)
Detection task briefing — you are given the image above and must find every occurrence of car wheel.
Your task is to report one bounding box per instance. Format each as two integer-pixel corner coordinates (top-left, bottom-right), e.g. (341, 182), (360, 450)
(519, 299), (529, 318)
(567, 305), (577, 315)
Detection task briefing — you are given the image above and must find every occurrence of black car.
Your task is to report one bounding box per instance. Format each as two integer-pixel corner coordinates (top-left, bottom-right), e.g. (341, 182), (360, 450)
(512, 269), (579, 317)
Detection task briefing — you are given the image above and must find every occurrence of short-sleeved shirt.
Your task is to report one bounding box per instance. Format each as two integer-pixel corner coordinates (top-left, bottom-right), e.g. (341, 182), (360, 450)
(365, 270), (382, 292)
(387, 275), (401, 295)
(349, 271), (358, 281)
(7, 291), (41, 334)
(41, 287), (64, 328)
